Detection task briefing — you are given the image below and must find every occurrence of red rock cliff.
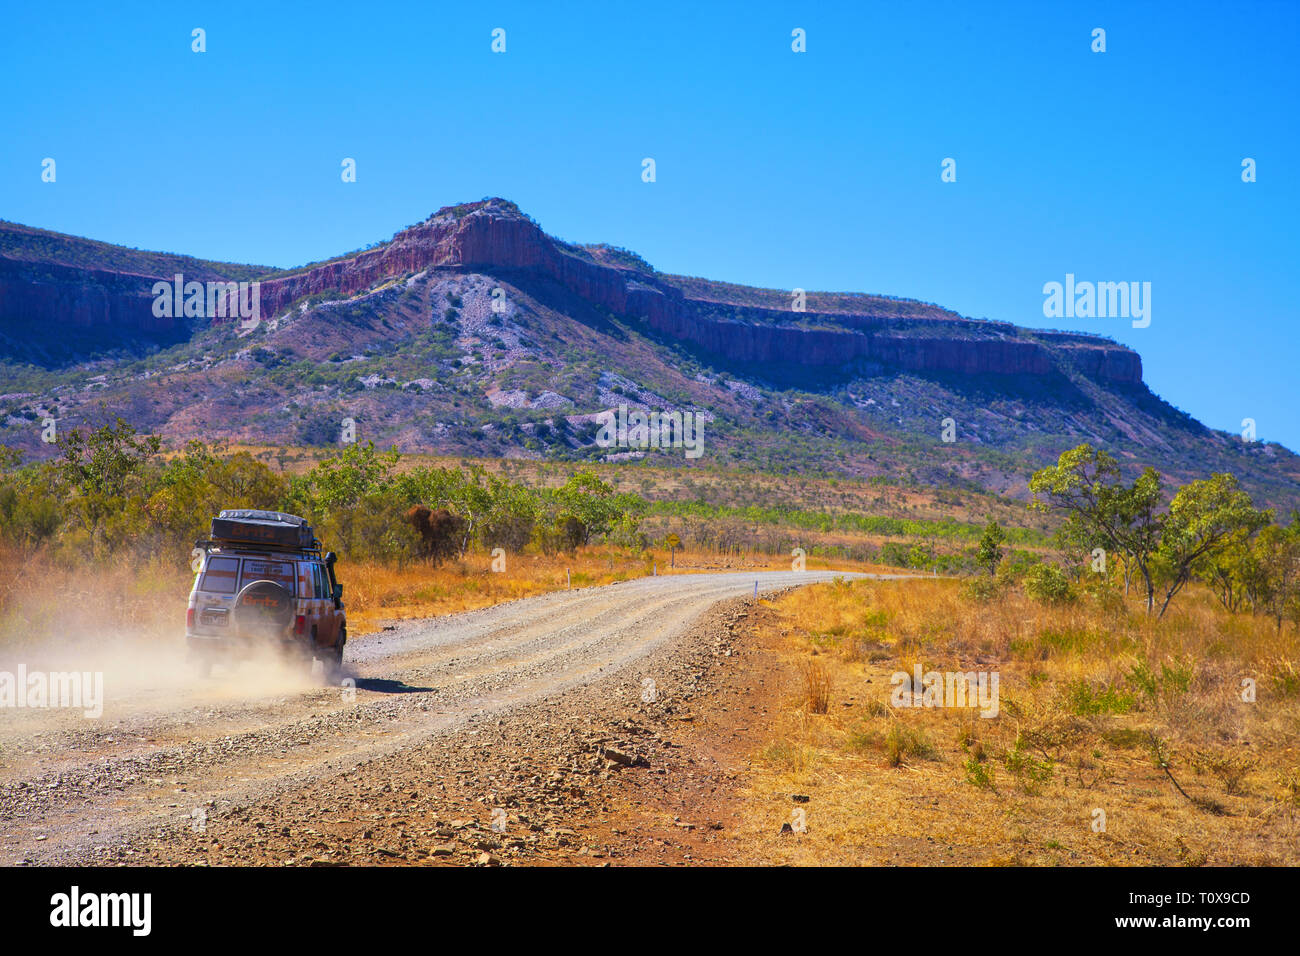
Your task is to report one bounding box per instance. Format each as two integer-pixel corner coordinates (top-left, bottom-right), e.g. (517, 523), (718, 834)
(0, 200), (1143, 384)
(255, 200), (1141, 383)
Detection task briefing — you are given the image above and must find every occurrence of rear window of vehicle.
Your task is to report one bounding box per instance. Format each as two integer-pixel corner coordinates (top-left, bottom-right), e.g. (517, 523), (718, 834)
(239, 558), (296, 591)
(296, 562), (325, 599)
(199, 556), (240, 594)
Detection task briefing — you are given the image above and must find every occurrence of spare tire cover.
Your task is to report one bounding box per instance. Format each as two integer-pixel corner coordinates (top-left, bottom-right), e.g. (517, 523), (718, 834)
(233, 580), (296, 637)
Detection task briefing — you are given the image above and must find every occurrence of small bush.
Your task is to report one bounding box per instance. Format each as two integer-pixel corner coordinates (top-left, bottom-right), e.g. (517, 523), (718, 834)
(963, 576), (1001, 603)
(1024, 563), (1076, 605)
(1005, 741), (1055, 793)
(1128, 658), (1195, 706)
(1065, 679), (1135, 715)
(1191, 748), (1258, 796)
(965, 757), (996, 791)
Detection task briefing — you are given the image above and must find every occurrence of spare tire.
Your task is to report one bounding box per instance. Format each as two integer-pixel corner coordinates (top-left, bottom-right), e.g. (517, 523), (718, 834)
(233, 579), (296, 639)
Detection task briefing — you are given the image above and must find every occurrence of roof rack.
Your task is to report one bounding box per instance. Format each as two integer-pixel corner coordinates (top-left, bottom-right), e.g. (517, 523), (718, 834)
(195, 537), (323, 556)
(210, 510), (315, 551)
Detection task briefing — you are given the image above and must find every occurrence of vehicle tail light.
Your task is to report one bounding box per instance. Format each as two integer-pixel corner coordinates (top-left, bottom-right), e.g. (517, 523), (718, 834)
(187, 608), (195, 628)
(295, 615), (306, 635)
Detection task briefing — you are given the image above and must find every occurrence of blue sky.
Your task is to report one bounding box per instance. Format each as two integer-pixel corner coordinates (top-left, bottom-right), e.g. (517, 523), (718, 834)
(2, 1), (1297, 449)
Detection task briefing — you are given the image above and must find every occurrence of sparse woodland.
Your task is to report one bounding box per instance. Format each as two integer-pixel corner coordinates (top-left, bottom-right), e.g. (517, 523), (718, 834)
(1, 426), (1297, 651)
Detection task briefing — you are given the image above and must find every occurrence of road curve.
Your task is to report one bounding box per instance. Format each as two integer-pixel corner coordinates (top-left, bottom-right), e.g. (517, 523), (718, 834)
(0, 569), (896, 864)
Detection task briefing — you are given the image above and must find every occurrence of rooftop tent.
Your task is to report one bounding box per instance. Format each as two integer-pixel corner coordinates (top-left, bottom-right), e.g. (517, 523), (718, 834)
(210, 509), (316, 551)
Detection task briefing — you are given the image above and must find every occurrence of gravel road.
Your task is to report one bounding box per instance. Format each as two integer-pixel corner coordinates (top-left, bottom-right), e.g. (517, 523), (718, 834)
(0, 570), (891, 865)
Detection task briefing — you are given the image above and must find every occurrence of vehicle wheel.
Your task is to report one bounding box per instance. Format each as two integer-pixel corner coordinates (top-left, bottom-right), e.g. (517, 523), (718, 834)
(324, 634), (345, 685)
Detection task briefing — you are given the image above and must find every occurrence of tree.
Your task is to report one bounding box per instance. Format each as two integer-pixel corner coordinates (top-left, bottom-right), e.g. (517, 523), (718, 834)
(1115, 467), (1165, 611)
(444, 465), (495, 551)
(1152, 474), (1269, 618)
(976, 520), (1005, 577)
(405, 506), (467, 565)
(480, 474), (538, 552)
(1252, 515), (1300, 631)
(299, 441), (399, 514)
(551, 470), (619, 546)
(1194, 526), (1262, 614)
(1029, 444), (1163, 611)
(55, 417), (161, 551)
(147, 441), (285, 554)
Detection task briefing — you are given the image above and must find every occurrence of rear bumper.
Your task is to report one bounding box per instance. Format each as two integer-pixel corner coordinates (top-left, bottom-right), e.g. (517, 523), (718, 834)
(186, 628), (306, 657)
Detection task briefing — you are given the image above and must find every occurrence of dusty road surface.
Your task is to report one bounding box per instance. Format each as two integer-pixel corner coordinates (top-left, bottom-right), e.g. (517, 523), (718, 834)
(0, 570), (899, 866)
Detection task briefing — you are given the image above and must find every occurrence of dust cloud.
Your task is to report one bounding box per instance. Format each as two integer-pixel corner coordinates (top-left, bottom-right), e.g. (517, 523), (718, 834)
(0, 624), (331, 737)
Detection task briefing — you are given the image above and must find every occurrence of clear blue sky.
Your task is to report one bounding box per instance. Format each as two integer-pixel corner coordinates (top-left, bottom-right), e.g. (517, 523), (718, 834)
(2, 1), (1296, 449)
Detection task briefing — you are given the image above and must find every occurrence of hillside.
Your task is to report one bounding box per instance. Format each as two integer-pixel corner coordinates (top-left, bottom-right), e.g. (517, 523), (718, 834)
(2, 198), (1297, 511)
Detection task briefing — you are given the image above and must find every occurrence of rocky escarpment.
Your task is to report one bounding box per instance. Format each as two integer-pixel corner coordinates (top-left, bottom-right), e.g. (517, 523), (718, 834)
(0, 257), (173, 333)
(251, 202), (675, 326)
(0, 258), (193, 363)
(0, 221), (258, 363)
(0, 200), (1143, 384)
(248, 199), (1142, 384)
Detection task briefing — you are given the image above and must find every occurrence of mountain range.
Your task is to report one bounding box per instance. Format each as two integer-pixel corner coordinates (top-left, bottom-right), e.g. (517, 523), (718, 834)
(2, 197), (1296, 510)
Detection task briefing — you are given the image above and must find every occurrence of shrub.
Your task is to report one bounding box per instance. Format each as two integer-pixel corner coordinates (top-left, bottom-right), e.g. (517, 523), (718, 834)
(1004, 741), (1055, 793)
(963, 576), (1001, 604)
(1128, 659), (1194, 706)
(1065, 679), (1135, 715)
(965, 757), (996, 791)
(1024, 563), (1076, 604)
(404, 506), (467, 565)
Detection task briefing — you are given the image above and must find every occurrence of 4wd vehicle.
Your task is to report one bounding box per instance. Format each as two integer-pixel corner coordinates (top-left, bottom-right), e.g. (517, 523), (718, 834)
(186, 509), (347, 681)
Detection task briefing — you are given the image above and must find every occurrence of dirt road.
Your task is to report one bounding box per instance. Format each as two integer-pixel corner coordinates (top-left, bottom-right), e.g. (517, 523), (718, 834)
(0, 570), (894, 865)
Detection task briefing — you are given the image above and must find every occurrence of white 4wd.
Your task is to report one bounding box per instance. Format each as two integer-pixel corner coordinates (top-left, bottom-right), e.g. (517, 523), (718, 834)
(186, 510), (347, 681)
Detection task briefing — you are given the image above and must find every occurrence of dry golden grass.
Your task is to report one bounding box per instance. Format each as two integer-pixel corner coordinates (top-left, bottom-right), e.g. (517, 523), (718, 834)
(0, 547), (187, 648)
(342, 547), (659, 635)
(799, 659), (833, 714)
(739, 577), (1300, 866)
